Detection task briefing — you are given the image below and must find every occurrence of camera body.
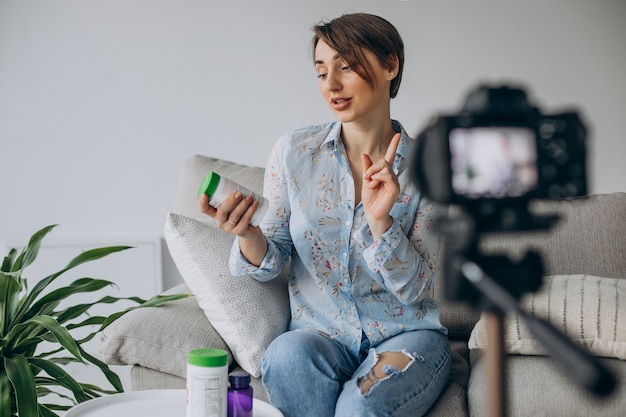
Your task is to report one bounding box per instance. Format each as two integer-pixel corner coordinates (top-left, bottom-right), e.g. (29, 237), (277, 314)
(411, 83), (589, 302)
(412, 85), (587, 219)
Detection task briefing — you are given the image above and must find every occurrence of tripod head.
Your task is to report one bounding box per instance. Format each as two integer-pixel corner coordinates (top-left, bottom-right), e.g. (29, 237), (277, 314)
(437, 206), (552, 310)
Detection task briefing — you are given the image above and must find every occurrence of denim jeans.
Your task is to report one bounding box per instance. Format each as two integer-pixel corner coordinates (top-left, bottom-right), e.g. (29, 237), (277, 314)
(261, 329), (450, 417)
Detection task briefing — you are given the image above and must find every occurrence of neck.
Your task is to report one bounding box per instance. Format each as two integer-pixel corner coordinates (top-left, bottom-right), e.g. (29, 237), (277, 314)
(341, 119), (396, 157)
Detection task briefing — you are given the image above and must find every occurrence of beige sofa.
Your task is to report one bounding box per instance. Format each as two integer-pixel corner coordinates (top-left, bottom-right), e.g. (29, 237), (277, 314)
(99, 154), (626, 416)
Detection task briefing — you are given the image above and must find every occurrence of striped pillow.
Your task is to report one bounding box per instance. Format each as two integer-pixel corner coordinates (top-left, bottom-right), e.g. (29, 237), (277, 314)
(468, 274), (626, 359)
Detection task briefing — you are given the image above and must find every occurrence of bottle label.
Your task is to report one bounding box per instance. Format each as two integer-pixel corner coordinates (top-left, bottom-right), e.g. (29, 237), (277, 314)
(209, 179), (264, 208)
(187, 373), (227, 417)
(208, 176), (269, 227)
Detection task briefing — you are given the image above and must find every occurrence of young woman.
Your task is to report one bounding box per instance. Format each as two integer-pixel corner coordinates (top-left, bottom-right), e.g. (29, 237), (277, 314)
(199, 13), (450, 417)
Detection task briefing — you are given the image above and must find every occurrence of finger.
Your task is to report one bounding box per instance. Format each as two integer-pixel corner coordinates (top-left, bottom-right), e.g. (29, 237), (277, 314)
(238, 198), (259, 227)
(384, 133), (401, 166)
(367, 167), (395, 188)
(229, 199), (260, 234)
(214, 192), (243, 225)
(227, 194), (255, 225)
(199, 193), (217, 217)
(361, 153), (374, 179)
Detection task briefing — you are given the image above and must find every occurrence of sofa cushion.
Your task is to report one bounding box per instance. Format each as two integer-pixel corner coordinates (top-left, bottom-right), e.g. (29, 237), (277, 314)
(99, 284), (232, 378)
(468, 352), (626, 417)
(468, 274), (626, 360)
(164, 213), (290, 377)
(479, 193), (626, 278)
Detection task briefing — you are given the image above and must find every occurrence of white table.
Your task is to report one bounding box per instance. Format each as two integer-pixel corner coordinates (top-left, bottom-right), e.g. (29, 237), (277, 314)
(65, 389), (283, 417)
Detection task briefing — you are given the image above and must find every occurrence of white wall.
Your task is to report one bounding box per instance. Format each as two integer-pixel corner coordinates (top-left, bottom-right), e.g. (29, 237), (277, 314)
(1, 0), (625, 289)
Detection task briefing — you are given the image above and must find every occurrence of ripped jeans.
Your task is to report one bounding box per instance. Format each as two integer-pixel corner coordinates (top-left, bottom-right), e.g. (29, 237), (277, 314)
(261, 329), (450, 417)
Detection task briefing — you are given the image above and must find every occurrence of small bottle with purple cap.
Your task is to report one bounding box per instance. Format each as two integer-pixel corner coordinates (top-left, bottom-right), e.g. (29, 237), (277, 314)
(227, 370), (253, 417)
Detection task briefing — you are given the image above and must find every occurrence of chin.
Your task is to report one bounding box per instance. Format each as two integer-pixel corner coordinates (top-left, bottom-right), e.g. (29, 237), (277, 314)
(332, 112), (357, 124)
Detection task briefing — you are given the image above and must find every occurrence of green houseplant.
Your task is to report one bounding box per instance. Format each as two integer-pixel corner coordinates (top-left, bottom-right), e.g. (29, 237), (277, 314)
(0, 225), (187, 417)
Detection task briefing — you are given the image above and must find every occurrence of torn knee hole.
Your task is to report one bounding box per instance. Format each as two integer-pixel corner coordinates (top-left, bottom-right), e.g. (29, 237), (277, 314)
(357, 351), (414, 395)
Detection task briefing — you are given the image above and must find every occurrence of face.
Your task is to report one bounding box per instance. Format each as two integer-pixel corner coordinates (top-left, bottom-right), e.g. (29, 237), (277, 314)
(314, 40), (396, 125)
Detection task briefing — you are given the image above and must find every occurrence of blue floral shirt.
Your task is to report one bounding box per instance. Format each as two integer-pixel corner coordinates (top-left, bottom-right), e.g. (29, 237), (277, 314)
(230, 120), (447, 358)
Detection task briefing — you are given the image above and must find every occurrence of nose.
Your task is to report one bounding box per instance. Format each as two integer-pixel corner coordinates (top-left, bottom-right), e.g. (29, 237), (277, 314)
(324, 71), (341, 91)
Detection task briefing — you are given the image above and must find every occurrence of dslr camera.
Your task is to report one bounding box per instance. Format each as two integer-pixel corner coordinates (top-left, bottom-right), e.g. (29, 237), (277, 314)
(411, 83), (589, 303)
(411, 84), (587, 231)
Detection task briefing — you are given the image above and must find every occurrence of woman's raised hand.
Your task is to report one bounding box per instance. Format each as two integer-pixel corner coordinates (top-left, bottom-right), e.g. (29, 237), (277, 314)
(361, 133), (401, 237)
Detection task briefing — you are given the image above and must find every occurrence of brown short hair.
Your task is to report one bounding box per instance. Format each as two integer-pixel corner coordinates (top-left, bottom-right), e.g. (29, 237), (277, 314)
(312, 13), (405, 98)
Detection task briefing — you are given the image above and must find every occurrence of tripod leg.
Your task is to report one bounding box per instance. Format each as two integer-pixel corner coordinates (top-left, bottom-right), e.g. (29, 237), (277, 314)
(485, 311), (506, 417)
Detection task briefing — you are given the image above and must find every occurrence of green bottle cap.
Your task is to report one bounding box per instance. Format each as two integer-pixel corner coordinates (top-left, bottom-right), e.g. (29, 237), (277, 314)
(197, 171), (221, 199)
(188, 348), (228, 367)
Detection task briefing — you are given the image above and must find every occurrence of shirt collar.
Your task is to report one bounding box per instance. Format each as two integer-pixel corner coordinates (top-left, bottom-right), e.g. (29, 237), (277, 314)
(322, 120), (413, 163)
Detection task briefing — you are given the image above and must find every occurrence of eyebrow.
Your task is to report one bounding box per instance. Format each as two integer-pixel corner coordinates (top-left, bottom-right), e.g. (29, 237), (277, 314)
(314, 54), (340, 65)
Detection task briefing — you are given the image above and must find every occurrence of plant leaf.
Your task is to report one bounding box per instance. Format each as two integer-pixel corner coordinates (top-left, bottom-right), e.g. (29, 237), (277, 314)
(8, 316), (83, 362)
(10, 225), (57, 273)
(47, 356), (82, 366)
(27, 277), (117, 319)
(0, 272), (22, 337)
(66, 315), (106, 331)
(14, 246), (132, 326)
(0, 369), (12, 417)
(39, 403), (64, 416)
(1, 248), (17, 272)
(79, 382), (118, 397)
(29, 358), (87, 403)
(98, 293), (188, 332)
(4, 354), (38, 417)
(33, 316), (83, 362)
(79, 346), (124, 393)
(66, 246), (133, 270)
(55, 295), (143, 325)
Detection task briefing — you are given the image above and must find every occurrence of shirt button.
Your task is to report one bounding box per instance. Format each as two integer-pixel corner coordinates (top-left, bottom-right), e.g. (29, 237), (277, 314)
(343, 252), (348, 258)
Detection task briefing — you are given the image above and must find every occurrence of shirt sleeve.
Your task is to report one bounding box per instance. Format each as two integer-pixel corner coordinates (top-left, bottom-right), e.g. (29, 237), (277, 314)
(363, 197), (445, 305)
(229, 236), (285, 282)
(229, 135), (293, 282)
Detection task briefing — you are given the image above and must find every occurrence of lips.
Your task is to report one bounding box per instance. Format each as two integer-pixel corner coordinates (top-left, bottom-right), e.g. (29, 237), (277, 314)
(331, 97), (352, 110)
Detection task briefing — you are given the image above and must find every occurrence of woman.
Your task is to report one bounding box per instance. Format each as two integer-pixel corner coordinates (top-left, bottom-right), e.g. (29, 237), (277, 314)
(200, 13), (450, 417)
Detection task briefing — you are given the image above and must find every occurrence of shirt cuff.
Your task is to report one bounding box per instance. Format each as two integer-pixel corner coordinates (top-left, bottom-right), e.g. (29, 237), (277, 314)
(229, 236), (279, 281)
(363, 218), (402, 273)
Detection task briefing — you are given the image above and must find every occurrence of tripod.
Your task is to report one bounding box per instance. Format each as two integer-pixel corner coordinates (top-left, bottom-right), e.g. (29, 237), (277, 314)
(439, 212), (617, 417)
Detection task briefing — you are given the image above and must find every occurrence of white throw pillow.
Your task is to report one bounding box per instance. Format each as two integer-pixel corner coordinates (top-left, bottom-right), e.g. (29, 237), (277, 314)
(468, 274), (626, 360)
(164, 213), (290, 377)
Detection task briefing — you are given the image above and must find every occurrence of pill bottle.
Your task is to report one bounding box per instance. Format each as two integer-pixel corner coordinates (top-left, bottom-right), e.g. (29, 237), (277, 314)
(197, 171), (269, 227)
(227, 370), (253, 417)
(186, 348), (228, 417)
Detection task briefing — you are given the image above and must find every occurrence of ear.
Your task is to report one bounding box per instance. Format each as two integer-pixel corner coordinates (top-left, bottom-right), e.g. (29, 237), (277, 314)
(386, 55), (400, 80)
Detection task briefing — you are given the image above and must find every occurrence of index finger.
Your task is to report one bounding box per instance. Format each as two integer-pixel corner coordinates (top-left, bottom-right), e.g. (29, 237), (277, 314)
(384, 133), (401, 166)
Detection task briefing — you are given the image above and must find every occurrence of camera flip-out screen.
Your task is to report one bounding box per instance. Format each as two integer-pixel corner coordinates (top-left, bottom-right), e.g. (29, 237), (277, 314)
(449, 127), (538, 199)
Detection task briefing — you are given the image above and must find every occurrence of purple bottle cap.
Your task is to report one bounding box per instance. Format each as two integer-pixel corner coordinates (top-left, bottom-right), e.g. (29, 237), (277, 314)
(229, 370), (251, 388)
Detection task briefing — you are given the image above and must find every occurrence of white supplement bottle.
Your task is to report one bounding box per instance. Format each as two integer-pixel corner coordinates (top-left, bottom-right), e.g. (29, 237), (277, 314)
(186, 348), (228, 417)
(197, 171), (269, 227)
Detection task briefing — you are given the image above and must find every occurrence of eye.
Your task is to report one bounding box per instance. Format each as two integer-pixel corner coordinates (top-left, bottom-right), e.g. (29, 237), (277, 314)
(341, 65), (352, 72)
(317, 72), (328, 80)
